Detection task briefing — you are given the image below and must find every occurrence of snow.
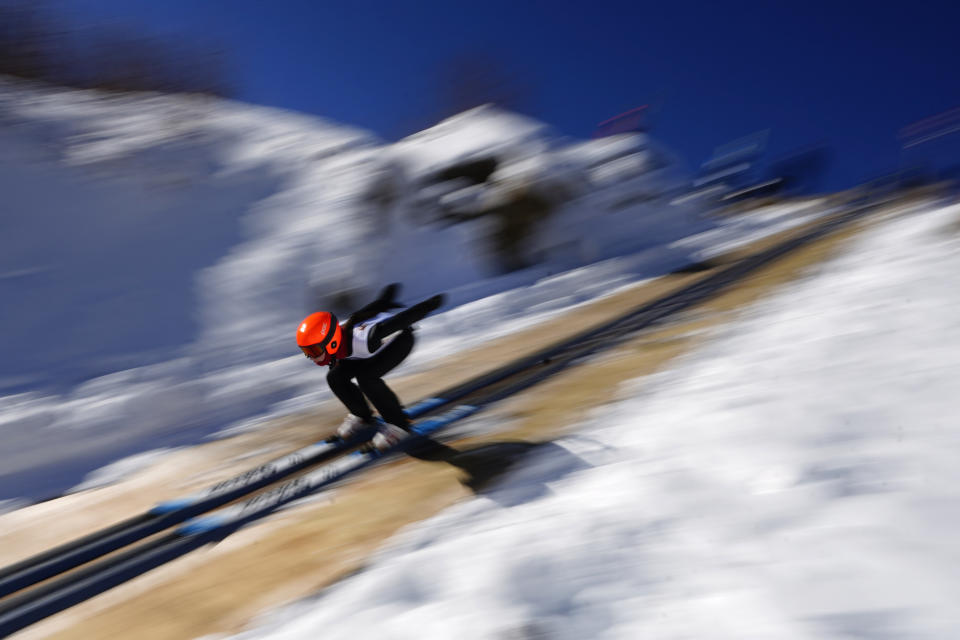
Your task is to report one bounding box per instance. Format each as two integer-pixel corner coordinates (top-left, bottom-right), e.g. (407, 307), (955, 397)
(0, 500), (27, 516)
(0, 79), (374, 389)
(0, 78), (825, 504)
(230, 202), (960, 639)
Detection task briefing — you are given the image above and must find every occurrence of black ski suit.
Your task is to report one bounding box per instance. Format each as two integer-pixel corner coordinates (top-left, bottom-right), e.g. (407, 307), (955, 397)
(326, 285), (443, 429)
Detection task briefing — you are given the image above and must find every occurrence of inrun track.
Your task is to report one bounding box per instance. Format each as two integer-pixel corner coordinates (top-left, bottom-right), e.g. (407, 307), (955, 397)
(0, 192), (900, 638)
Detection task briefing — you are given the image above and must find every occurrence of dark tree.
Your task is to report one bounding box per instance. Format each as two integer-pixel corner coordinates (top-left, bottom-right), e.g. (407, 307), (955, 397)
(0, 1), (233, 97)
(435, 52), (533, 117)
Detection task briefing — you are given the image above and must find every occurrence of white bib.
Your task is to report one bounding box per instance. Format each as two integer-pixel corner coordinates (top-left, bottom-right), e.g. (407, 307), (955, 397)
(348, 311), (398, 360)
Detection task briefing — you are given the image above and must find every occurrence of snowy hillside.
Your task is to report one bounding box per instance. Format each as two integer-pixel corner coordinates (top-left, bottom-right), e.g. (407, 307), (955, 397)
(0, 78), (376, 389)
(232, 201), (960, 640)
(0, 77), (803, 504)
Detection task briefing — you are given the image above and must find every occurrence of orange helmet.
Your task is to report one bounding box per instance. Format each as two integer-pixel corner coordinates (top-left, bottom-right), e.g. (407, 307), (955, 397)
(296, 311), (343, 359)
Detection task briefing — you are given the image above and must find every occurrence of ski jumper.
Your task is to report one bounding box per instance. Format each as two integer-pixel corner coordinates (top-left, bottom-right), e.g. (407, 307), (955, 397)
(326, 287), (443, 428)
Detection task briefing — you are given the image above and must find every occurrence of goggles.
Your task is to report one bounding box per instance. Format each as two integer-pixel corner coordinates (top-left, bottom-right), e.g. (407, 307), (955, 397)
(300, 344), (327, 359)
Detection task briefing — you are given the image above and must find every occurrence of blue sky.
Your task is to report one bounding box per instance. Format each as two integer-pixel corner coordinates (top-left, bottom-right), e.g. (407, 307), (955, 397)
(60, 0), (960, 189)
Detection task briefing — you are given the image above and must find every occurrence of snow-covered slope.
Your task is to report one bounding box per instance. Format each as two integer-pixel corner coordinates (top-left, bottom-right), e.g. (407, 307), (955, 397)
(0, 78), (377, 390)
(232, 201), (960, 640)
(0, 78), (797, 503)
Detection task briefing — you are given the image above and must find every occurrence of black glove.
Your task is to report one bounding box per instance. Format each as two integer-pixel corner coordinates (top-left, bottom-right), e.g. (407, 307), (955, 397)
(423, 293), (445, 313)
(377, 283), (404, 309)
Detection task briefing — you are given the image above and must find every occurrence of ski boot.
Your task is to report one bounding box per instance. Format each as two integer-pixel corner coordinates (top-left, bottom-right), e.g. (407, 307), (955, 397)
(326, 414), (377, 443)
(371, 423), (410, 452)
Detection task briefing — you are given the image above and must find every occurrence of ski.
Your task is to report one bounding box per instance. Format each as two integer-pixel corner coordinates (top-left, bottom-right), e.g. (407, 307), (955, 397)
(178, 404), (479, 536)
(0, 404), (481, 637)
(0, 396), (451, 599)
